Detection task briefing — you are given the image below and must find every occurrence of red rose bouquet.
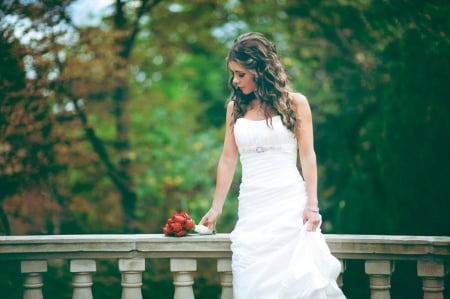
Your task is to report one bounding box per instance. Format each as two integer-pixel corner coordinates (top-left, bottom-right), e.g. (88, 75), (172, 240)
(163, 211), (195, 237)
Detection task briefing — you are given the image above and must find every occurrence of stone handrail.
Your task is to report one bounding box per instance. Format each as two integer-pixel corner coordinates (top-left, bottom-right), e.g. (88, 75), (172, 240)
(1, 234), (449, 299)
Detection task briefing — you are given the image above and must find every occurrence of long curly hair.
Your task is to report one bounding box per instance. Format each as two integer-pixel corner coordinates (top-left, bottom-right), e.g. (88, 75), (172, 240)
(227, 32), (297, 133)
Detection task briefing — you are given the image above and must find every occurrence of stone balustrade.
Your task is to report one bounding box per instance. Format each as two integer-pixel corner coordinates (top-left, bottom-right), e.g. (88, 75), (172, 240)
(0, 234), (449, 299)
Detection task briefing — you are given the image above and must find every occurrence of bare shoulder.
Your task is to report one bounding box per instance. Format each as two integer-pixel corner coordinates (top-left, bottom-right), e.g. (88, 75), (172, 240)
(226, 100), (235, 111)
(289, 92), (311, 116)
(225, 100), (235, 118)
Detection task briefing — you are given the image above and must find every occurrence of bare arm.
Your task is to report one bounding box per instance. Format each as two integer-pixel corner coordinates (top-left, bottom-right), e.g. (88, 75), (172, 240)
(200, 101), (239, 230)
(291, 93), (321, 231)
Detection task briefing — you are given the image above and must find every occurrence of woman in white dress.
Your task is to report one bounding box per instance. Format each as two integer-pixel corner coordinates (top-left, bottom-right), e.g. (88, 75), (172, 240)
(200, 32), (346, 299)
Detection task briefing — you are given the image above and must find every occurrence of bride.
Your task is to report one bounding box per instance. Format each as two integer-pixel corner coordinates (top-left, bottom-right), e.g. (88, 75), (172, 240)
(200, 32), (346, 299)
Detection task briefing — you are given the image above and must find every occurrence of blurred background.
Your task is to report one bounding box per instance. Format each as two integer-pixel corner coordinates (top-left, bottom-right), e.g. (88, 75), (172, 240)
(1, 0), (449, 298)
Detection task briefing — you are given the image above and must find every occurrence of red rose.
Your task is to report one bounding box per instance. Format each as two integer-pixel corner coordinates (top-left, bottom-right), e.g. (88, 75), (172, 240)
(185, 219), (194, 230)
(175, 230), (187, 237)
(170, 222), (182, 232)
(163, 224), (171, 235)
(172, 214), (186, 223)
(163, 211), (196, 237)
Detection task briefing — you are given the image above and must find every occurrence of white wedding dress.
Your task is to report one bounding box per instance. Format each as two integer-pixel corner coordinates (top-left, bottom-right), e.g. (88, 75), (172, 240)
(230, 115), (346, 299)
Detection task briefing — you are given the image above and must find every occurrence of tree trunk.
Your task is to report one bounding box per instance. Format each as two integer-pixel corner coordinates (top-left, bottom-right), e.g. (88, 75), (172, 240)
(0, 203), (11, 235)
(111, 0), (162, 230)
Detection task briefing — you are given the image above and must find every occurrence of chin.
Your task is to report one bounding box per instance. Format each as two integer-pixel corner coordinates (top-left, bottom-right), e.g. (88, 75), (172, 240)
(242, 89), (255, 95)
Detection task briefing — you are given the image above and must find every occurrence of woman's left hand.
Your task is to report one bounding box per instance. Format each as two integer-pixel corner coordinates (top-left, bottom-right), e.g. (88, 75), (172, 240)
(199, 207), (221, 232)
(302, 208), (321, 232)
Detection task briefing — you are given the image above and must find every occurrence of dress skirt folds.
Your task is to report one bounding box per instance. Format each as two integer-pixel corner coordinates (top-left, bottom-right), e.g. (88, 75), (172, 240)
(230, 116), (346, 299)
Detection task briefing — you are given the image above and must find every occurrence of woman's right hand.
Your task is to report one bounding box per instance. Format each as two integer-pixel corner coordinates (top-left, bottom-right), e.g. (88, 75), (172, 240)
(199, 207), (222, 231)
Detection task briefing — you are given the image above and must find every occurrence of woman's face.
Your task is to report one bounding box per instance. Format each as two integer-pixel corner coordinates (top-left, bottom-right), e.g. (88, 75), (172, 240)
(229, 61), (256, 95)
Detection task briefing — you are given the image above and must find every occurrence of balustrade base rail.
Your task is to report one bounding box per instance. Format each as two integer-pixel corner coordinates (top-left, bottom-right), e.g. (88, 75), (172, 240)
(0, 234), (449, 299)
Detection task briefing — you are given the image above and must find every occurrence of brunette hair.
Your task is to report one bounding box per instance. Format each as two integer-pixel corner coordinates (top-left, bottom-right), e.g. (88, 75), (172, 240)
(227, 32), (297, 133)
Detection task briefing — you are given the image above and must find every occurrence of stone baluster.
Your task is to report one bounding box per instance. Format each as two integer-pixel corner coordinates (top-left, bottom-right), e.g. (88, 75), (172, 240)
(417, 260), (448, 299)
(170, 258), (197, 299)
(119, 258), (145, 299)
(21, 260), (47, 299)
(365, 260), (394, 299)
(217, 258), (233, 299)
(337, 259), (346, 289)
(70, 259), (96, 299)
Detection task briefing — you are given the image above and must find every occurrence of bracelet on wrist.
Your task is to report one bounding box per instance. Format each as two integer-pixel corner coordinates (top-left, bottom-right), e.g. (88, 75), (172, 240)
(306, 207), (319, 213)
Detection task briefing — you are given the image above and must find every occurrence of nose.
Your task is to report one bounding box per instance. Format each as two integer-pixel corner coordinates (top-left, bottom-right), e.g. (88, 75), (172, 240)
(232, 76), (239, 85)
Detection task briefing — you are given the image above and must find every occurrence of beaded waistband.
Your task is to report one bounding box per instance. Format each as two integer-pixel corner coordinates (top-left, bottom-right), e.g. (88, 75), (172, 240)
(239, 145), (296, 154)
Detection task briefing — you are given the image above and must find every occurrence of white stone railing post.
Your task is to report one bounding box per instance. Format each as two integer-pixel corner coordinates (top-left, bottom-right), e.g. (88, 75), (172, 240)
(119, 258), (145, 299)
(337, 259), (346, 289)
(217, 258), (233, 299)
(170, 258), (197, 299)
(417, 260), (448, 299)
(70, 259), (96, 299)
(21, 260), (47, 299)
(365, 260), (394, 299)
